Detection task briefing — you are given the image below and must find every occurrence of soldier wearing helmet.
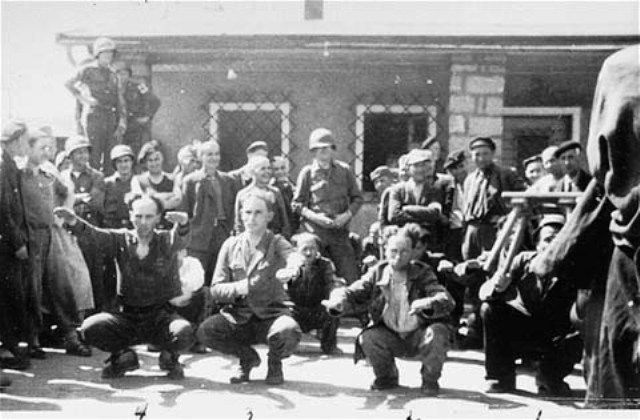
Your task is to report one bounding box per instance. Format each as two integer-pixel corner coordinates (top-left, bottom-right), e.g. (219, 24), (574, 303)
(65, 37), (127, 175)
(103, 144), (135, 229)
(113, 61), (161, 156)
(292, 128), (363, 284)
(60, 135), (110, 311)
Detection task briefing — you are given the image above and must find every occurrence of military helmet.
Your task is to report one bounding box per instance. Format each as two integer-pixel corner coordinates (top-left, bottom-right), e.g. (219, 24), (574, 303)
(308, 128), (336, 150)
(92, 37), (117, 57)
(110, 144), (134, 161)
(65, 135), (92, 155)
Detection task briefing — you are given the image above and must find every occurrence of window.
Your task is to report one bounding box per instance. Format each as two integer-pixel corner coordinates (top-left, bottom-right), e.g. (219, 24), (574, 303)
(355, 104), (438, 192)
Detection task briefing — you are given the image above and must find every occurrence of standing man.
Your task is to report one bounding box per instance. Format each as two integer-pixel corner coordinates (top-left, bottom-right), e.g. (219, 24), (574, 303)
(61, 136), (109, 311)
(387, 149), (451, 253)
(66, 37), (126, 173)
(197, 192), (301, 385)
(114, 62), (161, 156)
(461, 137), (525, 347)
(293, 128), (363, 284)
(421, 136), (444, 174)
(555, 141), (592, 192)
(371, 165), (395, 229)
(0, 121), (30, 370)
(55, 198), (194, 380)
(182, 140), (237, 285)
(103, 145), (135, 229)
(20, 129), (69, 358)
(443, 150), (467, 263)
(229, 141), (269, 190)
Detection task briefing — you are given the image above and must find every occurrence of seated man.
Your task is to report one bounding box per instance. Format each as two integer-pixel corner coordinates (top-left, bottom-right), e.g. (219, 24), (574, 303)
(322, 228), (455, 395)
(480, 214), (582, 396)
(54, 196), (194, 380)
(285, 232), (343, 355)
(196, 192), (301, 385)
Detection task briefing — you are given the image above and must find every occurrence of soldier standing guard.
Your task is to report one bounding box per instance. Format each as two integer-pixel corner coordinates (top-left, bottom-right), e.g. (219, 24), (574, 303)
(66, 37), (126, 174)
(292, 128), (363, 284)
(114, 62), (161, 156)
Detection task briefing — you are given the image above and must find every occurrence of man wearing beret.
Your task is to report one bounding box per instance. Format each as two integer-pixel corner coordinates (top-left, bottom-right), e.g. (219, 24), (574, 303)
(461, 137), (525, 347)
(522, 155), (544, 187)
(387, 149), (451, 253)
(293, 128), (363, 284)
(555, 141), (591, 192)
(0, 121), (30, 370)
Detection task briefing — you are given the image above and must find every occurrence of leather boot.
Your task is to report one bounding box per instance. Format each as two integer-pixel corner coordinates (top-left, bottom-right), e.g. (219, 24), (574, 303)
(265, 357), (284, 385)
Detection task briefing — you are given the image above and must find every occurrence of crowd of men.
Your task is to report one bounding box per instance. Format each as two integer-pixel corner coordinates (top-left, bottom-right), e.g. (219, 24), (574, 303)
(0, 37), (638, 408)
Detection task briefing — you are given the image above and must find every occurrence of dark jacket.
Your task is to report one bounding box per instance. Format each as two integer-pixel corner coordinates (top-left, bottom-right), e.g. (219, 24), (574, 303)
(0, 151), (27, 255)
(287, 255), (338, 308)
(181, 169), (237, 251)
(329, 260), (454, 326)
(210, 230), (294, 324)
(462, 163), (525, 224)
(62, 166), (105, 225)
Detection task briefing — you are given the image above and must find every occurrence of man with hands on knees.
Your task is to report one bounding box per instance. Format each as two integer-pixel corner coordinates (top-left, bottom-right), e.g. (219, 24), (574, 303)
(54, 196), (195, 380)
(322, 228), (455, 395)
(196, 191), (301, 385)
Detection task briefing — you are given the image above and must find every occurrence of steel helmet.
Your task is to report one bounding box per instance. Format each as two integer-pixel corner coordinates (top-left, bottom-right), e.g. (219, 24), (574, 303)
(92, 37), (117, 57)
(308, 128), (336, 150)
(110, 144), (134, 161)
(64, 135), (92, 155)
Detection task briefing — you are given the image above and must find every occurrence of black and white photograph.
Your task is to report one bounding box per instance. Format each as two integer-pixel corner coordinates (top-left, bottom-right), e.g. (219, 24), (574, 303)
(1, 0), (639, 418)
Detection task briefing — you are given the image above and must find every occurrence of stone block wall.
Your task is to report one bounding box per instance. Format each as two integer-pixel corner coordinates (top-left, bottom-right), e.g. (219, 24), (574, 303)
(448, 54), (506, 161)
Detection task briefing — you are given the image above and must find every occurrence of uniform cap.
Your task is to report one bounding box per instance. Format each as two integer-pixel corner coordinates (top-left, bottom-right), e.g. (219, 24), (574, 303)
(65, 135), (92, 155)
(553, 140), (582, 158)
(522, 154), (542, 168)
(110, 144), (134, 161)
(92, 37), (117, 57)
(308, 128), (336, 150)
(370, 165), (394, 182)
(246, 140), (269, 154)
(535, 214), (566, 236)
(443, 150), (466, 170)
(469, 137), (496, 151)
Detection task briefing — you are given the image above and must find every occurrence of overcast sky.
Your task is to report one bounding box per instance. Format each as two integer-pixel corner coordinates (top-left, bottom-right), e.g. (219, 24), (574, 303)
(2, 1), (639, 136)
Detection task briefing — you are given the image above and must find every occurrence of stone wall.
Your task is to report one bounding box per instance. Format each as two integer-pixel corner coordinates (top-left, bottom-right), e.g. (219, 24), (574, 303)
(448, 54), (507, 161)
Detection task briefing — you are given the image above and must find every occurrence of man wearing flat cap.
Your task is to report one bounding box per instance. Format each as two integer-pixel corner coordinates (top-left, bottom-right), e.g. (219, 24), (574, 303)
(229, 141), (269, 190)
(0, 121), (30, 370)
(388, 148), (451, 253)
(554, 141), (591, 192)
(443, 150), (467, 262)
(370, 165), (395, 228)
(480, 214), (581, 396)
(460, 136), (525, 347)
(293, 128), (363, 284)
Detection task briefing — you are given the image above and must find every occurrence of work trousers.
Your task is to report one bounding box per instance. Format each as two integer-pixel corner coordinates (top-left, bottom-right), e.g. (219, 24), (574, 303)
(292, 305), (339, 353)
(0, 253), (28, 348)
(481, 301), (581, 386)
(122, 120), (150, 158)
(197, 314), (301, 362)
(25, 228), (51, 344)
(359, 323), (451, 383)
(81, 305), (194, 354)
(76, 234), (108, 312)
(83, 109), (117, 174)
(460, 222), (498, 337)
(307, 225), (358, 284)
